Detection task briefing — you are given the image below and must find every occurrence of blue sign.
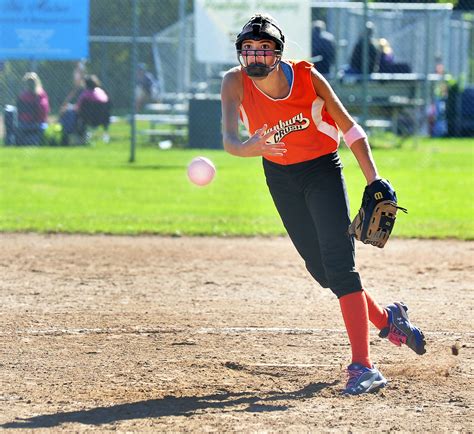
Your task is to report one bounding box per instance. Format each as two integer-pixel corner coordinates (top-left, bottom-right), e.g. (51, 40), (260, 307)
(0, 0), (89, 60)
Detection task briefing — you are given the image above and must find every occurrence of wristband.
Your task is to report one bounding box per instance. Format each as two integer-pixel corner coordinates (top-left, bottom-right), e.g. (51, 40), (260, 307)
(343, 124), (367, 148)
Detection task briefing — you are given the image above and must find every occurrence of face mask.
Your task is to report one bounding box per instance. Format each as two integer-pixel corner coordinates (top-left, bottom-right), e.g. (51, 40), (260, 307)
(235, 16), (285, 79)
(238, 49), (281, 78)
(245, 63), (272, 78)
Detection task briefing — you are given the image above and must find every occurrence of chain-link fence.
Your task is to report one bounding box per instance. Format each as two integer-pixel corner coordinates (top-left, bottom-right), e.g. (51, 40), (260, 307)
(314, 1), (473, 140)
(1, 0), (473, 150)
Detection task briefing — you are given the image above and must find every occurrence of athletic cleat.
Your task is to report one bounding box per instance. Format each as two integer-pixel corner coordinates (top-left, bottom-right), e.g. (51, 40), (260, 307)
(379, 302), (426, 355)
(342, 363), (387, 395)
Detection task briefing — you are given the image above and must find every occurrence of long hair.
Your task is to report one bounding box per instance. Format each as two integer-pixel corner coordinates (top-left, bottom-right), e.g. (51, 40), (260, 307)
(84, 74), (101, 90)
(22, 72), (43, 95)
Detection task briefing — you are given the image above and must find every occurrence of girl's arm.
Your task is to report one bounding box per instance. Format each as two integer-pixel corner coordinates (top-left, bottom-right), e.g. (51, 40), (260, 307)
(221, 68), (286, 158)
(311, 69), (380, 185)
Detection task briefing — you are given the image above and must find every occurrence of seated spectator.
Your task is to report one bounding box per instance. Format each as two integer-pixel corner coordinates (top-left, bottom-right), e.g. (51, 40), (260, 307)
(349, 22), (381, 74)
(378, 38), (412, 74)
(16, 72), (50, 145)
(378, 38), (394, 72)
(60, 74), (110, 145)
(59, 62), (86, 141)
(76, 75), (111, 143)
(60, 61), (86, 113)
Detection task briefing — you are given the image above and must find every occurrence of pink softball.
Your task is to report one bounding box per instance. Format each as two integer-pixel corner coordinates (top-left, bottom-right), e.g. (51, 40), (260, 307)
(187, 156), (216, 186)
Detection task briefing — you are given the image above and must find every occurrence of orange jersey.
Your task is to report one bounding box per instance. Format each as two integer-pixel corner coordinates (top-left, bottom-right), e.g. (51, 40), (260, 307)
(240, 60), (339, 165)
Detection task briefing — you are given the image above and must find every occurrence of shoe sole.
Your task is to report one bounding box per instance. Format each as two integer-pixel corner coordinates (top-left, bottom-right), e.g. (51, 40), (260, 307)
(342, 380), (387, 396)
(394, 302), (427, 355)
(367, 378), (387, 393)
(343, 372), (388, 395)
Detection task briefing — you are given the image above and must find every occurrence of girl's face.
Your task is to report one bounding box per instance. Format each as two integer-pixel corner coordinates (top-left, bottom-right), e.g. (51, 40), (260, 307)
(240, 39), (277, 67)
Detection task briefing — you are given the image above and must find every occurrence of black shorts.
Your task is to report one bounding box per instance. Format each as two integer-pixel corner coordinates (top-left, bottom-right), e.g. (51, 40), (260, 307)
(263, 152), (362, 298)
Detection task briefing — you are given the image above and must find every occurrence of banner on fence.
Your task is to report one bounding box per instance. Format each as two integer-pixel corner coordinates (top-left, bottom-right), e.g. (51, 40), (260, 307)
(194, 0), (311, 64)
(0, 0), (89, 60)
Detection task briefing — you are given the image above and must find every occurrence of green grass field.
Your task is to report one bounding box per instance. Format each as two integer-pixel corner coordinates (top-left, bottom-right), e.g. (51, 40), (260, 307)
(1, 133), (473, 239)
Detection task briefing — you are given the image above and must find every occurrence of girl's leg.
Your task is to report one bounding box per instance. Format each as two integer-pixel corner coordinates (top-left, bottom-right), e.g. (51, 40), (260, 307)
(264, 155), (371, 368)
(263, 159), (330, 288)
(301, 160), (370, 368)
(363, 290), (389, 330)
(339, 291), (371, 368)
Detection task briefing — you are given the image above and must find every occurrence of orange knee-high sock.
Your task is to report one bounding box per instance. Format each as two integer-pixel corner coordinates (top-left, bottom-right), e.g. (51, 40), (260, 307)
(339, 291), (371, 368)
(363, 290), (389, 330)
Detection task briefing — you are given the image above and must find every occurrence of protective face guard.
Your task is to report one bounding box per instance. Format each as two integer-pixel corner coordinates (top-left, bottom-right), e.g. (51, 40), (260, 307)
(237, 49), (282, 78)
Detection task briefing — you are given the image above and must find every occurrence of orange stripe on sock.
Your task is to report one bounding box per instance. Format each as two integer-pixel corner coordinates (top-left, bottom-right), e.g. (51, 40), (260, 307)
(339, 291), (371, 368)
(364, 290), (389, 330)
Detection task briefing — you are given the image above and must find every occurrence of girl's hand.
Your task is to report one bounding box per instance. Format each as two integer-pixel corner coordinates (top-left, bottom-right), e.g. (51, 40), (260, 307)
(241, 124), (286, 157)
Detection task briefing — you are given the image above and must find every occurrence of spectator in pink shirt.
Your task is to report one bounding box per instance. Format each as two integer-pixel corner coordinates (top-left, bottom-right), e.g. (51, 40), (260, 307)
(17, 72), (50, 123)
(61, 74), (111, 145)
(76, 75), (109, 109)
(75, 75), (111, 144)
(16, 72), (50, 145)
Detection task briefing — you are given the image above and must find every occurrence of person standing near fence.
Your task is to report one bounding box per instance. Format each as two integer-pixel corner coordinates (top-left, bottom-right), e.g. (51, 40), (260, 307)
(220, 13), (426, 395)
(135, 63), (160, 112)
(311, 20), (336, 76)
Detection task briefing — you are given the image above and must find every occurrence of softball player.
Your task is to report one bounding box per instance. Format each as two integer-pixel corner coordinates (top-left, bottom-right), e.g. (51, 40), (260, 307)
(220, 14), (426, 395)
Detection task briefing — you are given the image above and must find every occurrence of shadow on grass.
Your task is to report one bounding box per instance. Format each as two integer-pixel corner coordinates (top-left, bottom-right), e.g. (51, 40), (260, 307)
(1, 381), (337, 429)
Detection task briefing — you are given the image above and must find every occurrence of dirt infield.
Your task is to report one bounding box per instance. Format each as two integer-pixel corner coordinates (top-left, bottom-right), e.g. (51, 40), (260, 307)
(0, 234), (472, 432)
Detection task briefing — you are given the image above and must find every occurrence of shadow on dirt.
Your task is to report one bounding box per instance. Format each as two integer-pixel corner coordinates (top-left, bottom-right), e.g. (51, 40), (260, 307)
(1, 381), (338, 429)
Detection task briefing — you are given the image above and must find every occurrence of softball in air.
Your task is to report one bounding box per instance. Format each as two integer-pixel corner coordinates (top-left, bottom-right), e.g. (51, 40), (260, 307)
(187, 156), (216, 186)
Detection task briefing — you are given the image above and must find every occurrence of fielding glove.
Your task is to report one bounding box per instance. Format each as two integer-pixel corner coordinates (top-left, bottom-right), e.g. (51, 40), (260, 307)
(348, 179), (407, 248)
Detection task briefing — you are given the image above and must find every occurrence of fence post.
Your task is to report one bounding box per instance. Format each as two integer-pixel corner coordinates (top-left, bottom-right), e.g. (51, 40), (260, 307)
(361, 0), (369, 130)
(423, 9), (432, 136)
(130, 0), (138, 163)
(177, 0), (186, 95)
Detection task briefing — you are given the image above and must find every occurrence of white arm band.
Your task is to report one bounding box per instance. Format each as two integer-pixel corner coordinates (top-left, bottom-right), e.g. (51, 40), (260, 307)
(343, 124), (367, 148)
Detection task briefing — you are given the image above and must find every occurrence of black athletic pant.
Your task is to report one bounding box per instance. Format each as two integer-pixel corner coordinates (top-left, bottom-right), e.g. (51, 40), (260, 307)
(263, 152), (362, 298)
